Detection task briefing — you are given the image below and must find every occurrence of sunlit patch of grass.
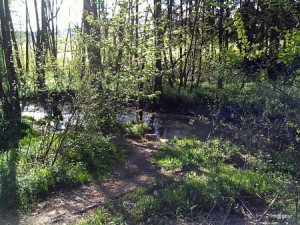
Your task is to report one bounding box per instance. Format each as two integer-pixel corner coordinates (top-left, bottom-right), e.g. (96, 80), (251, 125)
(215, 164), (279, 195)
(75, 145), (296, 224)
(77, 208), (109, 225)
(77, 206), (127, 225)
(156, 138), (239, 170)
(124, 120), (148, 138)
(153, 138), (294, 217)
(156, 157), (182, 170)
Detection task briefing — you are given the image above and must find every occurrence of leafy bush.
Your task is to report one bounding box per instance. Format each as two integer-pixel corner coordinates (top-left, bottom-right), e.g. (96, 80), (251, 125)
(64, 133), (122, 175)
(17, 160), (91, 208)
(0, 119), (124, 210)
(124, 120), (148, 138)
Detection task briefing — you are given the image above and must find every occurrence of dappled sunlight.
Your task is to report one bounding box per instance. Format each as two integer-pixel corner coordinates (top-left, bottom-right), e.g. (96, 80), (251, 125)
(0, 0), (299, 224)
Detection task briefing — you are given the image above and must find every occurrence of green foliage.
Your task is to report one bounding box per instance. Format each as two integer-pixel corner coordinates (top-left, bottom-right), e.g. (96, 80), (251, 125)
(125, 187), (159, 221)
(0, 115), (31, 151)
(279, 29), (300, 64)
(77, 209), (108, 225)
(154, 138), (287, 214)
(2, 0), (300, 222)
(156, 138), (238, 170)
(124, 120), (148, 138)
(0, 118), (124, 210)
(64, 133), (123, 176)
(18, 161), (91, 208)
(77, 208), (125, 225)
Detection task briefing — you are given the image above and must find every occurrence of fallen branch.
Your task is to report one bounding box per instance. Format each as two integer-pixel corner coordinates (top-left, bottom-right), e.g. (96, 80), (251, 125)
(236, 197), (254, 219)
(51, 213), (66, 224)
(255, 192), (280, 225)
(221, 198), (235, 225)
(72, 201), (102, 214)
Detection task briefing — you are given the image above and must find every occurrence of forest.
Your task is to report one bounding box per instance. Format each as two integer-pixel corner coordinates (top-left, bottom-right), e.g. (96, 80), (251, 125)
(0, 0), (300, 224)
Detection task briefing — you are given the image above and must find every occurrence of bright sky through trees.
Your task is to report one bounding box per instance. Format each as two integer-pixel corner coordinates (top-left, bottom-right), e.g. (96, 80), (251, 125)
(11, 0), (148, 32)
(11, 0), (82, 31)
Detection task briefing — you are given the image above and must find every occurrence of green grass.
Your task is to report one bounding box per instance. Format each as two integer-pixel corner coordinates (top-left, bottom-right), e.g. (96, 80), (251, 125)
(154, 138), (296, 215)
(155, 138), (238, 170)
(124, 120), (148, 138)
(0, 121), (125, 212)
(76, 137), (300, 224)
(77, 209), (109, 225)
(77, 208), (125, 225)
(17, 160), (92, 209)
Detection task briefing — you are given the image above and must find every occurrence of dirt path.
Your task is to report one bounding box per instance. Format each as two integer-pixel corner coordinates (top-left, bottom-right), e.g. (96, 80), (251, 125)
(18, 138), (159, 225)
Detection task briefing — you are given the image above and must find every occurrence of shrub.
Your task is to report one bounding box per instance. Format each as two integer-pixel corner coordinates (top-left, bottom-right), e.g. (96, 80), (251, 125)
(124, 120), (148, 138)
(17, 161), (91, 208)
(64, 133), (122, 175)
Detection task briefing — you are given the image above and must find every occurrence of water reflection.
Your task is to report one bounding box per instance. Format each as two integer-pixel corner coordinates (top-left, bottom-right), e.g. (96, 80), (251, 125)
(21, 105), (48, 121)
(154, 114), (213, 140)
(22, 105), (214, 140)
(123, 112), (213, 140)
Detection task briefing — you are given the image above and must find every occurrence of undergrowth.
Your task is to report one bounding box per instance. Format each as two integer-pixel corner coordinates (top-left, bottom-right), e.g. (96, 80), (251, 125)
(0, 121), (124, 212)
(77, 138), (300, 224)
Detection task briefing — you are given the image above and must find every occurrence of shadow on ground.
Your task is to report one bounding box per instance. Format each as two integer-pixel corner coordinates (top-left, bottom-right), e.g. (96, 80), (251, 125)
(0, 148), (21, 225)
(20, 139), (159, 225)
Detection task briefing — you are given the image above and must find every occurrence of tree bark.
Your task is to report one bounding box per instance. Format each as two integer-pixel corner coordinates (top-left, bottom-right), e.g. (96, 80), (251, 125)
(0, 0), (21, 122)
(153, 0), (163, 111)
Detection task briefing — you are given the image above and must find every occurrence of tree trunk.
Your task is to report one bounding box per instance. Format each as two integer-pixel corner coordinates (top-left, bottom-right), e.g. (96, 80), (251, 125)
(153, 0), (163, 111)
(0, 0), (21, 122)
(217, 0), (224, 90)
(25, 0), (29, 73)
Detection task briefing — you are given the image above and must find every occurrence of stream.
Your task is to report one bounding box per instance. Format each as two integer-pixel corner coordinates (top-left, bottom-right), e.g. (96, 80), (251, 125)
(121, 112), (214, 140)
(22, 104), (74, 130)
(22, 104), (215, 140)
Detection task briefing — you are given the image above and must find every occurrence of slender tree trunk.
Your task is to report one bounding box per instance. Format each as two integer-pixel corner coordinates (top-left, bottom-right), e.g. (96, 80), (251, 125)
(0, 0), (21, 122)
(34, 0), (47, 90)
(153, 0), (163, 111)
(183, 0), (200, 90)
(196, 0), (206, 87)
(217, 0), (224, 90)
(25, 0), (29, 73)
(135, 0), (144, 121)
(167, 0), (175, 88)
(178, 0), (184, 94)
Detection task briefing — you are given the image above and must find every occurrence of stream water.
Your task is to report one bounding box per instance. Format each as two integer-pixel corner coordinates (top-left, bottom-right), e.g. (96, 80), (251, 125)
(22, 104), (73, 130)
(154, 114), (213, 140)
(22, 104), (214, 139)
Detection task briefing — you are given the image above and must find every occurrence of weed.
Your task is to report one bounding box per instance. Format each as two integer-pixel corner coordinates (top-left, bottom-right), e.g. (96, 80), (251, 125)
(156, 138), (238, 170)
(124, 120), (148, 138)
(0, 121), (124, 211)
